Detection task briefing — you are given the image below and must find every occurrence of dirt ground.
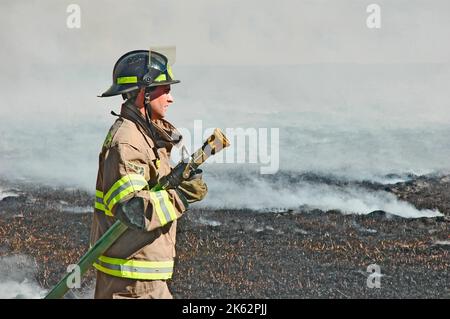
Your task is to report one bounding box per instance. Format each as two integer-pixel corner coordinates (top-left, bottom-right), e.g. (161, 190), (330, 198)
(0, 175), (448, 298)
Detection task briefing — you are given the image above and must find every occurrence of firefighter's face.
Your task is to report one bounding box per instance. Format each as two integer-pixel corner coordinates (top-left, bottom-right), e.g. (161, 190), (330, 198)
(149, 85), (173, 120)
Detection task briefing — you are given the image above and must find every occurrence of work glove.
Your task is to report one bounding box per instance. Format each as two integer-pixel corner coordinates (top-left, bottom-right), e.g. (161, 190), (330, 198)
(115, 196), (146, 231)
(175, 169), (208, 205)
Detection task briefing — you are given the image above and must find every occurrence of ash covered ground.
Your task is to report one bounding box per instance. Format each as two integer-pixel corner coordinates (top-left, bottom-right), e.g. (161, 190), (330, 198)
(0, 174), (448, 299)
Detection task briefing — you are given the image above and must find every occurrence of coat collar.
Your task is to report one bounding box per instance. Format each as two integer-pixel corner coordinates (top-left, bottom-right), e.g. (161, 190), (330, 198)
(120, 101), (183, 153)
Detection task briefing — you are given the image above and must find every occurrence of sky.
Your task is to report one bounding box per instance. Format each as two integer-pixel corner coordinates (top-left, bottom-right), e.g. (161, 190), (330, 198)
(1, 0), (449, 114)
(1, 0), (449, 67)
(0, 0), (449, 116)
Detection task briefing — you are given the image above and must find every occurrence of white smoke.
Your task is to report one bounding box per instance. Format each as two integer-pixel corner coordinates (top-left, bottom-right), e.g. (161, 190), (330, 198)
(200, 170), (442, 218)
(0, 255), (47, 299)
(0, 187), (20, 201)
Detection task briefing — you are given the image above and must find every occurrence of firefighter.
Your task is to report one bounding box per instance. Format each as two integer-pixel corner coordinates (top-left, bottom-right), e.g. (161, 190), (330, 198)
(90, 49), (207, 298)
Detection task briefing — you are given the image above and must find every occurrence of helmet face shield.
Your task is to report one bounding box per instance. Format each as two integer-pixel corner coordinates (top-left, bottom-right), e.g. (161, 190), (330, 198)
(99, 47), (179, 97)
(151, 46), (176, 66)
(146, 46), (179, 87)
(150, 51), (168, 72)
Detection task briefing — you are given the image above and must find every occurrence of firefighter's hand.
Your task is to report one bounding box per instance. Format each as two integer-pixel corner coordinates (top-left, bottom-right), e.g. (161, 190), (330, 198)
(176, 171), (208, 204)
(115, 197), (146, 231)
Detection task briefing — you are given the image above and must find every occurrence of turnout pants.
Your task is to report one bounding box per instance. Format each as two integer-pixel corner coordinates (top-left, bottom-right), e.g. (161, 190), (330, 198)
(94, 271), (173, 299)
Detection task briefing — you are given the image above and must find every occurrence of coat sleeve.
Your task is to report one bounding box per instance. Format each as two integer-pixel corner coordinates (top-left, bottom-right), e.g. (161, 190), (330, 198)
(101, 143), (188, 232)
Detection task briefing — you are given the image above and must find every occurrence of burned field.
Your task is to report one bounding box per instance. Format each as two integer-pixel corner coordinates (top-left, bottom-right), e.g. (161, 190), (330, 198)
(0, 175), (449, 298)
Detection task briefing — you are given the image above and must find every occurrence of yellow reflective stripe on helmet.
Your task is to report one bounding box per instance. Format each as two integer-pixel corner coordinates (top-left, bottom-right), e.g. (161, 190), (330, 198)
(149, 190), (177, 226)
(117, 76), (138, 84)
(93, 255), (174, 280)
(167, 65), (174, 79)
(154, 65), (174, 82)
(95, 190), (113, 216)
(104, 174), (148, 211)
(154, 73), (167, 82)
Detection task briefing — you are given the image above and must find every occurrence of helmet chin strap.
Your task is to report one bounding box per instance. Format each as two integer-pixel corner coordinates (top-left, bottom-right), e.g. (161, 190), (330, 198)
(144, 87), (153, 125)
(143, 86), (162, 143)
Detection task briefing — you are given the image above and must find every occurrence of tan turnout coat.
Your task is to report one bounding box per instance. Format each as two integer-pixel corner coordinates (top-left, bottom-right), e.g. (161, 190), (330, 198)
(90, 101), (188, 298)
